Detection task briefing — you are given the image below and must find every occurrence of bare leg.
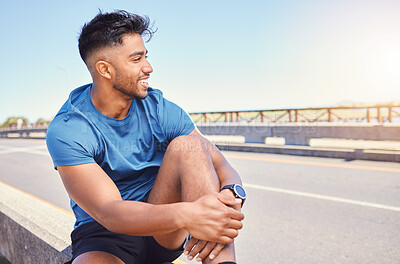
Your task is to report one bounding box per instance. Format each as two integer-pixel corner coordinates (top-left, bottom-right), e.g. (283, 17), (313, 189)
(148, 135), (236, 263)
(72, 251), (124, 264)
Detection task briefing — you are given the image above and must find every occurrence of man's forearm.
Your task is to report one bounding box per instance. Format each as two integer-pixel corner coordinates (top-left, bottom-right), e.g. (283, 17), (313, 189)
(97, 193), (243, 245)
(204, 139), (242, 188)
(100, 200), (188, 236)
(200, 138), (242, 210)
(189, 131), (242, 189)
(215, 161), (242, 188)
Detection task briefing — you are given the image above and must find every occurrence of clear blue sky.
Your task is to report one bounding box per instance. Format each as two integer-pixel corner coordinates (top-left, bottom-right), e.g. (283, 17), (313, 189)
(1, 0), (400, 124)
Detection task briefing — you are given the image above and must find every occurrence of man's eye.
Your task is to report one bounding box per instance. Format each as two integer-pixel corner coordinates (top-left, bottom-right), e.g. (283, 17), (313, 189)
(132, 56), (148, 62)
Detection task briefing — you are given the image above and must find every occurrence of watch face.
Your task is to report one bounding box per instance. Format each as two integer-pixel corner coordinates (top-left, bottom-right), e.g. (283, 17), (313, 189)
(234, 184), (246, 199)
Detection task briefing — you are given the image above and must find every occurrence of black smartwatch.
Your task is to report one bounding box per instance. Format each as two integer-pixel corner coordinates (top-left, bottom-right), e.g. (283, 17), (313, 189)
(221, 184), (246, 207)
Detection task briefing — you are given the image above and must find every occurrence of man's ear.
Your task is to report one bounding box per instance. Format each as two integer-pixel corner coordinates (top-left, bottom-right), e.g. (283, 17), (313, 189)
(95, 60), (113, 80)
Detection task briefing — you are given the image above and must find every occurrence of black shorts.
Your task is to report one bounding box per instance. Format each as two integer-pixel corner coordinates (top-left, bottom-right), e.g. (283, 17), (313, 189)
(66, 220), (184, 264)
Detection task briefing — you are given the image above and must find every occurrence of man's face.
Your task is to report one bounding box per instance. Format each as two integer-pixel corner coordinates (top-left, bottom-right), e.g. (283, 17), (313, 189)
(110, 34), (153, 99)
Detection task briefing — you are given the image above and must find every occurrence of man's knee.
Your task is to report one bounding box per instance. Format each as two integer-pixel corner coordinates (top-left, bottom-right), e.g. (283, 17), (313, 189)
(72, 251), (124, 264)
(166, 135), (208, 155)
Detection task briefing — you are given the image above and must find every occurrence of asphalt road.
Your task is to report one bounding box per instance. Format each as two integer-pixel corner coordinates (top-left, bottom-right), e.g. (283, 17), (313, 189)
(0, 138), (399, 264)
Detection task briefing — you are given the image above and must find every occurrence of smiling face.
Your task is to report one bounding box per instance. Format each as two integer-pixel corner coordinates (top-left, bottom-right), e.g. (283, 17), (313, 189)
(107, 33), (153, 99)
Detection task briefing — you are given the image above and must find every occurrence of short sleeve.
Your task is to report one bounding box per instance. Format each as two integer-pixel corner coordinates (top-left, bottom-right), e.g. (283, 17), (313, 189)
(46, 115), (96, 169)
(158, 98), (195, 142)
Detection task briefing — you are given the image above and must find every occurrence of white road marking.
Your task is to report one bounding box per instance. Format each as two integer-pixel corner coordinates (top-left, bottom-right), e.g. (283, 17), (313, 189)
(0, 144), (48, 156)
(244, 183), (400, 212)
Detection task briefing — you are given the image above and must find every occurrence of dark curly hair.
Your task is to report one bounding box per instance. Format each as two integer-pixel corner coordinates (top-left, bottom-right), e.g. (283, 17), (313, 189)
(78, 10), (155, 63)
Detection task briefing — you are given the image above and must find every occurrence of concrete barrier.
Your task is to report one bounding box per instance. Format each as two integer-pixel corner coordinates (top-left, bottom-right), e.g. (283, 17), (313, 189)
(0, 181), (74, 263)
(197, 123), (400, 145)
(0, 128), (47, 139)
(215, 143), (400, 162)
(0, 253), (10, 264)
(2, 124), (400, 146)
(0, 181), (189, 264)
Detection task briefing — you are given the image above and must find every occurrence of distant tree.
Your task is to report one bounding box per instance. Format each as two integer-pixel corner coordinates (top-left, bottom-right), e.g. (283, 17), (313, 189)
(36, 117), (51, 126)
(3, 116), (29, 126)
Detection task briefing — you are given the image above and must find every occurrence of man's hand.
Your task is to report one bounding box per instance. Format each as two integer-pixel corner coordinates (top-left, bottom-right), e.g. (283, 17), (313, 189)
(220, 188), (242, 211)
(180, 192), (244, 244)
(182, 190), (243, 261)
(184, 236), (225, 262)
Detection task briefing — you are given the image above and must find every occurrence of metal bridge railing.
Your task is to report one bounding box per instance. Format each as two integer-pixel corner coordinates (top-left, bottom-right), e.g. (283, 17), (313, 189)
(189, 105), (400, 124)
(1, 105), (400, 132)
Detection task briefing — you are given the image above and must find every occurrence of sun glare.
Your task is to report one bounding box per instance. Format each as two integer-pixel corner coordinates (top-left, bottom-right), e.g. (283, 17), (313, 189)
(371, 41), (400, 79)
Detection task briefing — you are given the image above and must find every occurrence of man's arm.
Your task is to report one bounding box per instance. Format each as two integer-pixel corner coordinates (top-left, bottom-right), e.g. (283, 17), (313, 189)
(57, 162), (243, 243)
(188, 128), (242, 201)
(184, 128), (244, 261)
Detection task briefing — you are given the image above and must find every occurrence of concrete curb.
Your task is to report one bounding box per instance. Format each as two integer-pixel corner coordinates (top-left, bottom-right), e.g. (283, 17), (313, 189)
(0, 181), (189, 264)
(215, 143), (400, 162)
(0, 181), (74, 263)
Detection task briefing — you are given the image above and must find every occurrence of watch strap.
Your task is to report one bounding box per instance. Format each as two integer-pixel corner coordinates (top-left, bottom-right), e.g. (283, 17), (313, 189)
(221, 184), (235, 192)
(220, 184), (246, 207)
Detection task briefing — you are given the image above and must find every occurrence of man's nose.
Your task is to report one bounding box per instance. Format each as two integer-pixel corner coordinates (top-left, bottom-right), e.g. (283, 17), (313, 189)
(143, 60), (153, 73)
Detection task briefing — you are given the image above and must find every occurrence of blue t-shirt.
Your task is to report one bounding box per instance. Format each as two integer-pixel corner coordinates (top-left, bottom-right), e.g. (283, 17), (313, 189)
(46, 84), (195, 228)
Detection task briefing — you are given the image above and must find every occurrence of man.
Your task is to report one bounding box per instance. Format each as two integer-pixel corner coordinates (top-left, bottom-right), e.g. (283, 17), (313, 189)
(47, 10), (246, 264)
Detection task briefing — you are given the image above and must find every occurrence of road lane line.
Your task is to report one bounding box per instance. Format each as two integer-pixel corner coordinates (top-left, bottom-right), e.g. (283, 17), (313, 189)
(0, 148), (48, 155)
(244, 183), (400, 212)
(0, 144), (47, 150)
(173, 260), (187, 264)
(0, 145), (49, 156)
(225, 154), (400, 173)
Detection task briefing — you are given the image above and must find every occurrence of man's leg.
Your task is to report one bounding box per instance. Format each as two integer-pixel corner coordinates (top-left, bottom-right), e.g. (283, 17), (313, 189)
(148, 135), (236, 263)
(72, 251), (124, 264)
